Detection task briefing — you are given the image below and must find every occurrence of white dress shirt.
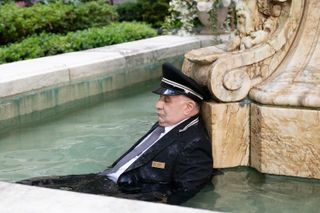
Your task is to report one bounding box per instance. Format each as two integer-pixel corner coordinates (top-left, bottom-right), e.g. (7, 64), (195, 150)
(107, 119), (187, 183)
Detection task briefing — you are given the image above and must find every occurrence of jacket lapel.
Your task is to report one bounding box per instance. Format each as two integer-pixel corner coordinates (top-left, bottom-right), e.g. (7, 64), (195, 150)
(125, 128), (179, 171)
(124, 115), (199, 172)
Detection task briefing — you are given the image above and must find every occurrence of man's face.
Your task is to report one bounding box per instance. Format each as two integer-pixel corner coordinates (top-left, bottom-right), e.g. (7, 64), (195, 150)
(155, 95), (191, 127)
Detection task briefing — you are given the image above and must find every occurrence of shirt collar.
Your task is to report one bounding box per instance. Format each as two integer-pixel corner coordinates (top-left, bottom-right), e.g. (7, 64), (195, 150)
(163, 117), (189, 134)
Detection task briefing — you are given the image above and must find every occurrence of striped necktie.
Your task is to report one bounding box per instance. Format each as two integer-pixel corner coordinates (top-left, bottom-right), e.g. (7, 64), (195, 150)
(102, 126), (165, 175)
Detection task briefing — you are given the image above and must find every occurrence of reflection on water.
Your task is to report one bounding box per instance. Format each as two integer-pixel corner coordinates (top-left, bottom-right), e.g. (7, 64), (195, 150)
(1, 79), (320, 213)
(184, 167), (320, 213)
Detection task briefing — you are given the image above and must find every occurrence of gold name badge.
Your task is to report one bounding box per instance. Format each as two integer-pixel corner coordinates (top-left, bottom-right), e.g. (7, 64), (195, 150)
(151, 161), (166, 169)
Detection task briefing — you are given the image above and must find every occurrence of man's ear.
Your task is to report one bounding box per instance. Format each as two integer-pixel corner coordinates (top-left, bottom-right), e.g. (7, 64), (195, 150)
(184, 101), (196, 115)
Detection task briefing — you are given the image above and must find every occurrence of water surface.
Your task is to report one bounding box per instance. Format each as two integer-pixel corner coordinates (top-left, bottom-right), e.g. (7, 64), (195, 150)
(0, 80), (158, 181)
(184, 167), (320, 213)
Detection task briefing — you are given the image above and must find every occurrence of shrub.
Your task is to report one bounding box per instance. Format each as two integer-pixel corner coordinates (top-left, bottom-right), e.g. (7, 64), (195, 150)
(139, 0), (170, 28)
(0, 1), (118, 45)
(116, 1), (143, 23)
(116, 0), (170, 28)
(0, 22), (157, 64)
(0, 0), (14, 5)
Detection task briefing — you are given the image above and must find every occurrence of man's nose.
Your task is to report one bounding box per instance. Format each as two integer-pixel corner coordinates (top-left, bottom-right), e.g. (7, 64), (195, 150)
(155, 98), (163, 109)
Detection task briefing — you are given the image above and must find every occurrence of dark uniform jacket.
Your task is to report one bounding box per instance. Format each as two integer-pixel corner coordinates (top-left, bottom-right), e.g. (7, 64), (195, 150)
(111, 115), (213, 204)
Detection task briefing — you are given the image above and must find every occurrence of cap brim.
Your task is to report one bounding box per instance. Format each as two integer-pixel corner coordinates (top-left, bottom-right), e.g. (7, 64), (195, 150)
(152, 87), (182, 96)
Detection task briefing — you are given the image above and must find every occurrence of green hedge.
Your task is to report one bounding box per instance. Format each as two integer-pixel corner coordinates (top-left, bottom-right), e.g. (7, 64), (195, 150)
(117, 1), (143, 23)
(0, 22), (157, 64)
(139, 0), (170, 28)
(116, 0), (170, 28)
(0, 1), (118, 45)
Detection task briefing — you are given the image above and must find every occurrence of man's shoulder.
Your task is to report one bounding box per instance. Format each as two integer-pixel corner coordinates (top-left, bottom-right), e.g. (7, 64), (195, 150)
(177, 116), (206, 133)
(174, 117), (212, 156)
(175, 116), (209, 142)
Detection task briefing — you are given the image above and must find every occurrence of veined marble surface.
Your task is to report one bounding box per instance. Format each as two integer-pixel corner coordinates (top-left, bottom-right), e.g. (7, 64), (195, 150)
(250, 0), (320, 108)
(251, 104), (320, 178)
(202, 101), (250, 168)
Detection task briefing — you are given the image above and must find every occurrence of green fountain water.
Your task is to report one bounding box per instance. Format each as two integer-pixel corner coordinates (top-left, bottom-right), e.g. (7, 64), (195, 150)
(0, 80), (158, 182)
(0, 79), (319, 213)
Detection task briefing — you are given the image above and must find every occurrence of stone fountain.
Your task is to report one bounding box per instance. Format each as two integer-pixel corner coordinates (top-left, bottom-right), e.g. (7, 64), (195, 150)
(182, 0), (320, 179)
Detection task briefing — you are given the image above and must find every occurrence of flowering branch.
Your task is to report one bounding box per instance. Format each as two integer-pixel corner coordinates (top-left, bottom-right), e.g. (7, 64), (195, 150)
(164, 0), (236, 35)
(164, 0), (198, 35)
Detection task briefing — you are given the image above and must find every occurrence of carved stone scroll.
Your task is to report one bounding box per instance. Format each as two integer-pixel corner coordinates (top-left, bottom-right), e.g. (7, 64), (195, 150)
(250, 0), (320, 108)
(183, 0), (302, 102)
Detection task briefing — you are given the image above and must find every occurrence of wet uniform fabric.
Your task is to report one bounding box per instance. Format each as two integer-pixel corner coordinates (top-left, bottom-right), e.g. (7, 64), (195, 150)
(17, 115), (213, 205)
(17, 173), (141, 200)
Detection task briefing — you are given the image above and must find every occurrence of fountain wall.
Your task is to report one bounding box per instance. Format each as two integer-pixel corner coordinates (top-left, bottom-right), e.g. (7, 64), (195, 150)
(184, 0), (320, 179)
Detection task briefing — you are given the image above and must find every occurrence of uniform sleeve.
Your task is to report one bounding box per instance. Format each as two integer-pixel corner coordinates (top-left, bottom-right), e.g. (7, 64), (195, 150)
(167, 138), (213, 204)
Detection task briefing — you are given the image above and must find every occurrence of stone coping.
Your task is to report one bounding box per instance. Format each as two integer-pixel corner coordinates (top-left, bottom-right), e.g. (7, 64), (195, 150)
(0, 35), (225, 99)
(0, 35), (230, 128)
(0, 181), (222, 213)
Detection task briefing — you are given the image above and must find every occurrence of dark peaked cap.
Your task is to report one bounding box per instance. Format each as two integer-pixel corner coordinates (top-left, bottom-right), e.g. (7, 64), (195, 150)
(153, 63), (209, 103)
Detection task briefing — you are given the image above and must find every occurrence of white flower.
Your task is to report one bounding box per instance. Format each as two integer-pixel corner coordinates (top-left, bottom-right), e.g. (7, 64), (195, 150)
(197, 2), (213, 12)
(195, 0), (214, 2)
(165, 0), (239, 35)
(221, 0), (231, 7)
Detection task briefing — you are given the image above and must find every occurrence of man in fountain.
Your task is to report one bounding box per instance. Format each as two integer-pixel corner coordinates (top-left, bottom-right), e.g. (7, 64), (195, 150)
(18, 63), (213, 205)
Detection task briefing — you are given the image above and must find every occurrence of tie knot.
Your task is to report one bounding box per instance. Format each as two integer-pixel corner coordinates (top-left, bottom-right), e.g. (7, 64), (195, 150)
(155, 126), (165, 134)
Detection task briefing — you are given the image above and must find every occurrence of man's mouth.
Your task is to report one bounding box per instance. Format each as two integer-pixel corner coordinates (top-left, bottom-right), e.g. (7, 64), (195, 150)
(157, 113), (164, 119)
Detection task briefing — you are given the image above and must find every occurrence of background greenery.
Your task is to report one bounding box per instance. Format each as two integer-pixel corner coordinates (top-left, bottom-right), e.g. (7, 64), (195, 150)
(0, 0), (170, 64)
(0, 22), (157, 64)
(0, 1), (118, 45)
(116, 0), (170, 28)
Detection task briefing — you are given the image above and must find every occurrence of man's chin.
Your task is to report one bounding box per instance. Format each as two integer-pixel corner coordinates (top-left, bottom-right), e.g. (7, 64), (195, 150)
(158, 120), (164, 126)
(157, 115), (168, 126)
(157, 119), (166, 127)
